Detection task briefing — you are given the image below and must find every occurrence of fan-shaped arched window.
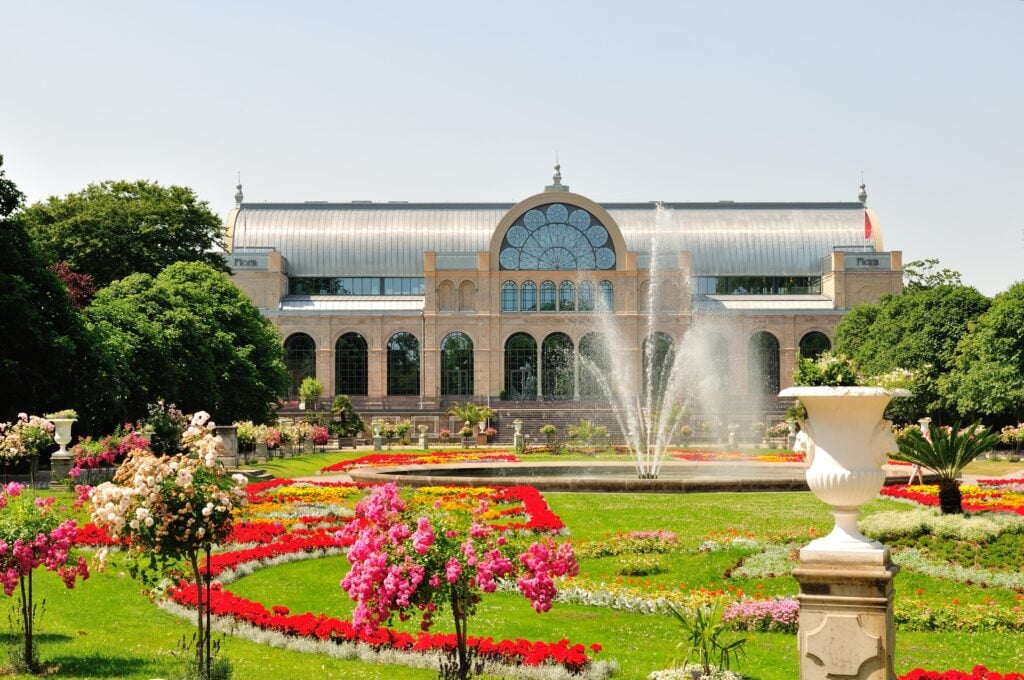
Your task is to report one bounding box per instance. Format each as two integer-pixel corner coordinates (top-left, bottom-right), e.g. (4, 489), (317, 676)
(284, 333), (316, 397)
(559, 281), (576, 311)
(501, 281), (518, 312)
(335, 333), (368, 396)
(499, 203), (616, 271)
(799, 331), (831, 360)
(521, 281), (537, 312)
(748, 332), (780, 395)
(539, 281), (556, 312)
(504, 333), (537, 400)
(387, 332), (420, 396)
(440, 332), (474, 396)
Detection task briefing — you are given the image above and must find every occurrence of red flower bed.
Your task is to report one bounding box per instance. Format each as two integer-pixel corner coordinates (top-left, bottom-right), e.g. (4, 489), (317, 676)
(168, 581), (597, 673)
(202, 530), (344, 576)
(321, 451), (519, 474)
(899, 666), (1024, 679)
(492, 486), (565, 532)
(671, 450), (804, 463)
(880, 484), (1024, 516)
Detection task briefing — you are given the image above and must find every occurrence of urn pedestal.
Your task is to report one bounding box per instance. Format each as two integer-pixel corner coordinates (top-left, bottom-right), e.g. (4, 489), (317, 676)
(779, 386), (908, 680)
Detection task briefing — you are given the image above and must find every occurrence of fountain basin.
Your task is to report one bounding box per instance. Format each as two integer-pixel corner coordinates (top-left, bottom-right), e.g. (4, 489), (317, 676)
(347, 461), (928, 493)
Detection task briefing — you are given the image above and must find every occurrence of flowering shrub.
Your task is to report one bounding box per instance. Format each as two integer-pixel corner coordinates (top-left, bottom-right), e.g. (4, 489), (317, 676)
(0, 482), (89, 670)
(723, 598), (799, 632)
(69, 423), (149, 480)
(89, 411), (246, 678)
(572, 530), (679, 560)
(312, 425), (330, 446)
(263, 427), (283, 450)
(0, 413), (54, 463)
(340, 483), (578, 678)
(292, 421), (315, 445)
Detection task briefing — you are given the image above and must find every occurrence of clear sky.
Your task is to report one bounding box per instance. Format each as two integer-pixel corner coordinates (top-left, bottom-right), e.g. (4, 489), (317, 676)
(2, 1), (1021, 295)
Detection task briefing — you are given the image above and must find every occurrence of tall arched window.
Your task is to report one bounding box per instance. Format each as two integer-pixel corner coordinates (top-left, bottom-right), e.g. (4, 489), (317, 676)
(642, 332), (675, 402)
(600, 281), (614, 310)
(539, 281), (556, 311)
(521, 281), (538, 312)
(284, 333), (316, 397)
(542, 333), (574, 399)
(440, 332), (474, 396)
(748, 332), (780, 395)
(504, 333), (537, 400)
(501, 281), (518, 312)
(387, 332), (420, 396)
(799, 331), (832, 360)
(578, 281), (594, 311)
(559, 281), (576, 311)
(335, 333), (368, 396)
(578, 332), (609, 398)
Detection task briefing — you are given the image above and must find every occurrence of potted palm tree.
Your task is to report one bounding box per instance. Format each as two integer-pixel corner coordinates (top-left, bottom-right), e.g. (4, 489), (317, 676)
(446, 402), (494, 445)
(892, 421), (1000, 514)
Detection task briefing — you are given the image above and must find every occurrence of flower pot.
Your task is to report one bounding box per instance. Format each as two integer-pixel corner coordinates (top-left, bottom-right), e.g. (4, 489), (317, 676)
(779, 386), (909, 555)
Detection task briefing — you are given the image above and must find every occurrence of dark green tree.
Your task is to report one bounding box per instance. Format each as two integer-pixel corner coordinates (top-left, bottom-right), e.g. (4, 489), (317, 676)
(15, 180), (227, 287)
(833, 284), (990, 423)
(86, 262), (289, 428)
(0, 155), (92, 420)
(941, 282), (1024, 421)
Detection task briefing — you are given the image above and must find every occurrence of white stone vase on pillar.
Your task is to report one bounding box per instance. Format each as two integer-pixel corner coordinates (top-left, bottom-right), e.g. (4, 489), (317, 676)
(49, 418), (77, 482)
(779, 386), (910, 557)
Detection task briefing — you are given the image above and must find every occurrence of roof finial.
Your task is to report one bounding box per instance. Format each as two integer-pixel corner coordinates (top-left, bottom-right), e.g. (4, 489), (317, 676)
(234, 172), (244, 208)
(858, 172), (867, 206)
(545, 153), (569, 192)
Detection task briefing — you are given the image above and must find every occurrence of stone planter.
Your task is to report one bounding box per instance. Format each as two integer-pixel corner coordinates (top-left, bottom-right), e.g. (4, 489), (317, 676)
(476, 433), (488, 446)
(303, 439), (314, 454)
(779, 386), (910, 556)
(255, 441), (269, 463)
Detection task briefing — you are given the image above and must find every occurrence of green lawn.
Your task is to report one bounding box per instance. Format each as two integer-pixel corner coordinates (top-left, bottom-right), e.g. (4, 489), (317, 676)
(9, 482), (1024, 678)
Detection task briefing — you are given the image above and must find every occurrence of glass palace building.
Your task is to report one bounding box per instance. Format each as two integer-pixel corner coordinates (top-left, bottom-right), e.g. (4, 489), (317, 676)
(227, 170), (902, 411)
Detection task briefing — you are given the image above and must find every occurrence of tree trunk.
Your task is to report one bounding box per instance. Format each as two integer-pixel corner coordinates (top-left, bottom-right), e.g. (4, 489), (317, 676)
(189, 550), (206, 678)
(937, 478), (963, 515)
(20, 571), (34, 671)
(450, 591), (469, 679)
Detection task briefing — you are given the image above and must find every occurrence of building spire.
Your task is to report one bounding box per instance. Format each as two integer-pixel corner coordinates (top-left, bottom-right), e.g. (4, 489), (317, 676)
(234, 172), (244, 208)
(545, 154), (569, 192)
(858, 172), (867, 206)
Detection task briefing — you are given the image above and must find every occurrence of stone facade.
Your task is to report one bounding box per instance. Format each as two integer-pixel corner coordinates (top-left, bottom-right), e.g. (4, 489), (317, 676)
(227, 182), (902, 412)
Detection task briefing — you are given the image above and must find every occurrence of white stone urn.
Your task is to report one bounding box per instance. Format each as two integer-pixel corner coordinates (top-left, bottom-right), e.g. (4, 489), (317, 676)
(779, 386), (909, 557)
(513, 418), (523, 435)
(51, 418), (76, 457)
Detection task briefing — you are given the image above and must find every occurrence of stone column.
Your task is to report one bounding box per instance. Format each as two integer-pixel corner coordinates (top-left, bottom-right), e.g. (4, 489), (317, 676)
(214, 425), (239, 469)
(793, 552), (899, 680)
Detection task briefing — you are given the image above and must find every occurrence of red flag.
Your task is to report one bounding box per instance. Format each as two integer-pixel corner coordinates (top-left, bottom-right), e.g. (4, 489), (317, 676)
(864, 211), (872, 240)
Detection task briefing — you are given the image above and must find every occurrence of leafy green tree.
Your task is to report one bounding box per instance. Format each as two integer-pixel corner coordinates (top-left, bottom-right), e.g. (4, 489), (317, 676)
(299, 377), (324, 411)
(833, 284), (990, 423)
(0, 155), (92, 420)
(86, 262), (288, 428)
(15, 180), (227, 287)
(893, 422), (1000, 514)
(941, 282), (1024, 421)
(903, 258), (963, 290)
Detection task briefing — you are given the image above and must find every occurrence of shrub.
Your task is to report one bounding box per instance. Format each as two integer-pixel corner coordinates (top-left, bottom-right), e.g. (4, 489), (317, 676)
(615, 553), (664, 576)
(298, 377), (323, 410)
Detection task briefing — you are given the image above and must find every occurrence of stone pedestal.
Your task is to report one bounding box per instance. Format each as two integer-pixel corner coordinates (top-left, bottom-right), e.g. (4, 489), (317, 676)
(793, 548), (899, 680)
(373, 436), (383, 452)
(513, 432), (524, 450)
(255, 442), (269, 463)
(418, 434), (429, 449)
